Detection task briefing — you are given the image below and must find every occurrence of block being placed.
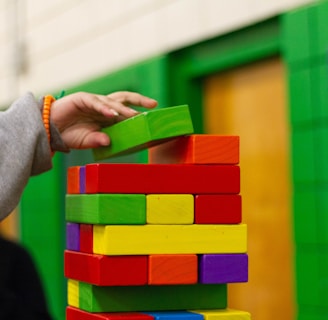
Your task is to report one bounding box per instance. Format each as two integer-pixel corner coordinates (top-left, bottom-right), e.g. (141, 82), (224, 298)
(146, 194), (194, 224)
(149, 135), (239, 164)
(66, 307), (155, 320)
(64, 250), (148, 286)
(68, 280), (227, 312)
(93, 105), (194, 160)
(66, 194), (146, 224)
(85, 163), (240, 194)
(148, 254), (198, 285)
(194, 195), (242, 224)
(93, 224), (247, 255)
(199, 254), (248, 284)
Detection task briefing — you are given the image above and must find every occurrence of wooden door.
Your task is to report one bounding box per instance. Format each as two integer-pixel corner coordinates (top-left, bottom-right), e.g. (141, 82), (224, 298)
(203, 57), (295, 320)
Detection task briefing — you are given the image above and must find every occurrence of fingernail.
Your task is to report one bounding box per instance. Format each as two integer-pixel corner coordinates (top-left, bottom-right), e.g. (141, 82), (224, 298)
(111, 110), (119, 116)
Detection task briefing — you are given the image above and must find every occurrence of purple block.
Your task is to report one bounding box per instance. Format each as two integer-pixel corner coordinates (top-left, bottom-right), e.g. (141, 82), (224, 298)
(199, 254), (248, 284)
(79, 166), (86, 194)
(66, 222), (80, 251)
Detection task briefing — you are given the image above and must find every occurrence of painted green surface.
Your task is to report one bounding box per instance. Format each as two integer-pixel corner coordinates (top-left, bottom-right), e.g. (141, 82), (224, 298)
(78, 282), (227, 312)
(93, 105), (194, 160)
(65, 194), (146, 224)
(20, 153), (66, 320)
(311, 63), (328, 121)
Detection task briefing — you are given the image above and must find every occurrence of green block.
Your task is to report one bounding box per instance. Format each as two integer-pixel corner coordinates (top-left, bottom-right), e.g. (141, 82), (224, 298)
(78, 282), (227, 312)
(66, 194), (146, 224)
(93, 105), (194, 160)
(311, 63), (328, 121)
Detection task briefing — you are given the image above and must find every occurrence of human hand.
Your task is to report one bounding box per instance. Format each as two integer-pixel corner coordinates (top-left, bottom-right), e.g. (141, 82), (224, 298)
(50, 91), (158, 149)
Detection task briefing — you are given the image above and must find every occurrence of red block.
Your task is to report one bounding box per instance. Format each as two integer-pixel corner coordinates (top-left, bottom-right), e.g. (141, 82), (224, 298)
(64, 250), (148, 286)
(85, 163), (240, 194)
(67, 166), (81, 194)
(66, 307), (154, 320)
(80, 224), (93, 253)
(194, 194), (242, 224)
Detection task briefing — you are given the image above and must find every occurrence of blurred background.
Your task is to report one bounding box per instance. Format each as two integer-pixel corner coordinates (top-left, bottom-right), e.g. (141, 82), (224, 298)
(0, 0), (327, 319)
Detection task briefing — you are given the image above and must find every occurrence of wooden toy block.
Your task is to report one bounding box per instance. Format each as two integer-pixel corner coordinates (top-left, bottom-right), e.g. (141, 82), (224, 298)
(85, 164), (240, 194)
(67, 166), (81, 194)
(66, 306), (155, 320)
(80, 165), (86, 193)
(66, 222), (80, 251)
(70, 281), (227, 312)
(148, 135), (239, 165)
(144, 311), (203, 320)
(190, 309), (251, 319)
(93, 224), (247, 255)
(199, 254), (248, 284)
(80, 224), (93, 253)
(66, 194), (146, 224)
(146, 194), (194, 224)
(93, 105), (194, 160)
(64, 250), (148, 286)
(194, 195), (242, 224)
(148, 254), (197, 285)
(68, 279), (79, 309)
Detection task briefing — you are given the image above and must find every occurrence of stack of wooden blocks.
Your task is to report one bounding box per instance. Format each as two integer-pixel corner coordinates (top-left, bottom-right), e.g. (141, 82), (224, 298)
(64, 105), (251, 320)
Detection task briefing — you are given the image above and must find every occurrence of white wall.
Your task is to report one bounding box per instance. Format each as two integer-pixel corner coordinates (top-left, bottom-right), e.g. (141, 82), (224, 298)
(0, 0), (314, 106)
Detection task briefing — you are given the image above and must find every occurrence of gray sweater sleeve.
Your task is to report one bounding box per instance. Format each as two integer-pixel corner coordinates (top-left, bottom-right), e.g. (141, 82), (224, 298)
(0, 92), (68, 220)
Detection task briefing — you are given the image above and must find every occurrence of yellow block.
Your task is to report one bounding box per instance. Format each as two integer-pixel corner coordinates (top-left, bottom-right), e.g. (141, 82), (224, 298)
(94, 224), (247, 255)
(67, 279), (79, 308)
(146, 194), (194, 224)
(190, 309), (251, 319)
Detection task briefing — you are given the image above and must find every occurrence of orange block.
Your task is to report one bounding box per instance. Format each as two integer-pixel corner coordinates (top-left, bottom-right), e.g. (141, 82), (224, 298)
(67, 166), (81, 194)
(148, 134), (239, 164)
(148, 254), (197, 285)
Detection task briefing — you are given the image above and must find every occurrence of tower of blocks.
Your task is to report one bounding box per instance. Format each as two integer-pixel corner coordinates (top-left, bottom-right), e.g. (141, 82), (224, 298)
(65, 105), (251, 320)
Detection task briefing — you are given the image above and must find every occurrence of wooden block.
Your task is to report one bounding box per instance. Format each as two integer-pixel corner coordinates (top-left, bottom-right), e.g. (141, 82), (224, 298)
(93, 105), (194, 160)
(67, 166), (81, 194)
(144, 311), (203, 320)
(190, 309), (251, 319)
(146, 194), (194, 224)
(66, 194), (146, 224)
(148, 254), (197, 285)
(80, 166), (86, 193)
(66, 222), (80, 251)
(68, 279), (79, 308)
(66, 307), (155, 320)
(64, 250), (148, 286)
(194, 195), (242, 224)
(199, 254), (248, 284)
(85, 164), (240, 194)
(80, 224), (93, 254)
(149, 135), (239, 164)
(93, 224), (247, 255)
(70, 281), (227, 312)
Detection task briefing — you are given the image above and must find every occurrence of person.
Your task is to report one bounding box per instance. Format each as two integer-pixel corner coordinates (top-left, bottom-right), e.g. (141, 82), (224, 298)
(0, 233), (54, 319)
(0, 90), (158, 220)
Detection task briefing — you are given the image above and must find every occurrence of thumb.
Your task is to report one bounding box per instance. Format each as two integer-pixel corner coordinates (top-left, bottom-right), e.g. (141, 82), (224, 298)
(81, 132), (110, 149)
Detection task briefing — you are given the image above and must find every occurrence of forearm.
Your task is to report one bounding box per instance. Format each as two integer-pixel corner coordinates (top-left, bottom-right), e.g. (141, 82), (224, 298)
(0, 92), (59, 219)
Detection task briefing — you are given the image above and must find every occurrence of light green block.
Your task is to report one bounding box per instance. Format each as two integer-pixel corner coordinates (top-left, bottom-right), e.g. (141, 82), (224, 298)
(93, 105), (194, 160)
(65, 194), (146, 224)
(77, 282), (227, 312)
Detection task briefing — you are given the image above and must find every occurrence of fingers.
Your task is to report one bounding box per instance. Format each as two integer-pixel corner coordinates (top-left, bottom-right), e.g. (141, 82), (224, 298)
(106, 91), (158, 109)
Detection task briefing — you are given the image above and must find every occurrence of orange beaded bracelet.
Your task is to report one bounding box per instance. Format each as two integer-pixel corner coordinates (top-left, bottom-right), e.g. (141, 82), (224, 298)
(42, 95), (55, 145)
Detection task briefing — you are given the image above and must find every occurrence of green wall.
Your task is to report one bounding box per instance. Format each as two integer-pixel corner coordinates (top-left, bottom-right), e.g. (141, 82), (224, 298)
(19, 1), (328, 319)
